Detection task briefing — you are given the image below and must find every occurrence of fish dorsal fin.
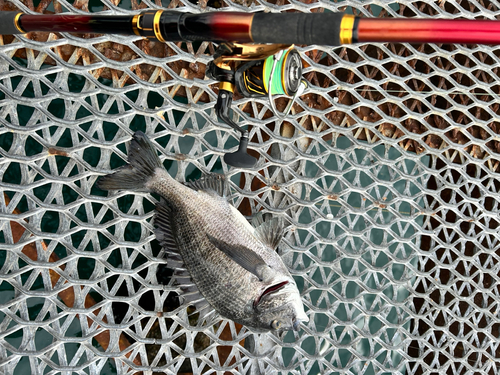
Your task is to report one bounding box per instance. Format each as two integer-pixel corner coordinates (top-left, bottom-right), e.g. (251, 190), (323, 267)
(154, 201), (187, 278)
(185, 173), (227, 197)
(154, 201), (214, 318)
(252, 213), (286, 250)
(154, 200), (180, 256)
(207, 235), (273, 282)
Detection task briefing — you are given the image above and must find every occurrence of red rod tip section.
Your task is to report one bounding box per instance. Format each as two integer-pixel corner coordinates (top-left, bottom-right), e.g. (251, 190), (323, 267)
(357, 18), (500, 45)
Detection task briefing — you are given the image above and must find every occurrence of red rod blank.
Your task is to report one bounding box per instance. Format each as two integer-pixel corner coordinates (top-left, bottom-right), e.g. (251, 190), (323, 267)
(357, 18), (500, 45)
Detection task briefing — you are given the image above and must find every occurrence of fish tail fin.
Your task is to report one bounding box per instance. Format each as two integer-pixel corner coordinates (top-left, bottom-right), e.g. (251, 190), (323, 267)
(97, 131), (163, 191)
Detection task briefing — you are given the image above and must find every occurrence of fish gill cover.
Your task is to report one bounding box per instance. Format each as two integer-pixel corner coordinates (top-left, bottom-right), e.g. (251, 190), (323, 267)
(0, 0), (499, 374)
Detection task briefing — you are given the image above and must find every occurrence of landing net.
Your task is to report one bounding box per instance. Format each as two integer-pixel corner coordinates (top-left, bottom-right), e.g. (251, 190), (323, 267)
(0, 0), (499, 374)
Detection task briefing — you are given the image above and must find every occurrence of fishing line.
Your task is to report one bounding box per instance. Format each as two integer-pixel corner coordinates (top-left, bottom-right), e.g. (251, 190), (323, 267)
(264, 54), (285, 95)
(332, 87), (499, 98)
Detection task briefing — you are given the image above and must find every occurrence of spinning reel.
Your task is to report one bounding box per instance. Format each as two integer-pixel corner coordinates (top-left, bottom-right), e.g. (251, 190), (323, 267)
(206, 44), (307, 168)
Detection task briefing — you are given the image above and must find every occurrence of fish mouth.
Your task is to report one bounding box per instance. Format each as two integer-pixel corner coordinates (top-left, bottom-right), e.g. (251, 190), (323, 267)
(253, 281), (289, 308)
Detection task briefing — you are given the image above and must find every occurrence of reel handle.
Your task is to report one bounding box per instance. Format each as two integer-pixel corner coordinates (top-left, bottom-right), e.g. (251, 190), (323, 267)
(208, 57), (257, 169)
(215, 89), (241, 135)
(215, 88), (257, 168)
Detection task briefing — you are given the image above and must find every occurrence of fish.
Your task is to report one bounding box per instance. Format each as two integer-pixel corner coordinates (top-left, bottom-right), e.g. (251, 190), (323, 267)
(97, 131), (308, 332)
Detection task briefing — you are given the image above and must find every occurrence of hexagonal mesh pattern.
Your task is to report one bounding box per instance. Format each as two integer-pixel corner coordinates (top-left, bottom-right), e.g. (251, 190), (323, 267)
(1, 0), (500, 374)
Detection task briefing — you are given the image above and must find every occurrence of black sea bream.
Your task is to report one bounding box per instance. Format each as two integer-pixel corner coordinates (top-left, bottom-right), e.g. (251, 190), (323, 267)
(97, 131), (308, 332)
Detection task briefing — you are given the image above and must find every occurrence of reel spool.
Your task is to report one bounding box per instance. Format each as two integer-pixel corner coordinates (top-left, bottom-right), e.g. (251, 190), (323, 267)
(235, 48), (303, 99)
(207, 45), (307, 168)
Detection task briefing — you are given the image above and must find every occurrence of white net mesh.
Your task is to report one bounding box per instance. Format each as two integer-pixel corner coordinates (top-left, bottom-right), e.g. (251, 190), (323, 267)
(1, 0), (499, 374)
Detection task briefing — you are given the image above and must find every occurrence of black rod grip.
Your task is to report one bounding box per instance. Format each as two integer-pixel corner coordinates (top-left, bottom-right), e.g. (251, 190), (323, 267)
(0, 12), (23, 35)
(251, 12), (345, 46)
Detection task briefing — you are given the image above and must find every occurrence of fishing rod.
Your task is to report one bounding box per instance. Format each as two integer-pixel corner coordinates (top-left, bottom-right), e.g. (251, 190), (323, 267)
(3, 10), (500, 167)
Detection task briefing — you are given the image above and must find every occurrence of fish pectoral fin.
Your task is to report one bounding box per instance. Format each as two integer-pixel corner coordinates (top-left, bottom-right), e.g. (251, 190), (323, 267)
(207, 234), (271, 281)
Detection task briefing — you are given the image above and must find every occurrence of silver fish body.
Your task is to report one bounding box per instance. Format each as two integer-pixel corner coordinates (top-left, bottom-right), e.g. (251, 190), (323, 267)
(98, 131), (308, 332)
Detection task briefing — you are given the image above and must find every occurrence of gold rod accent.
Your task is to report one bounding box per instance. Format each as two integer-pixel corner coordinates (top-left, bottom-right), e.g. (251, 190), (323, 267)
(132, 14), (141, 36)
(339, 14), (355, 44)
(14, 13), (26, 33)
(153, 10), (165, 43)
(219, 81), (236, 93)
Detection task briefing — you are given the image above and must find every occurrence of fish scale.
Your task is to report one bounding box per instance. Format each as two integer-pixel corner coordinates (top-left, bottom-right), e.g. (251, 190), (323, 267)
(98, 131), (308, 332)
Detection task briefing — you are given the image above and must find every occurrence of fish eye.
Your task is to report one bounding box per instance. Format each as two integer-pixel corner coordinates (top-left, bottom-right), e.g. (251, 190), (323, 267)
(271, 320), (282, 330)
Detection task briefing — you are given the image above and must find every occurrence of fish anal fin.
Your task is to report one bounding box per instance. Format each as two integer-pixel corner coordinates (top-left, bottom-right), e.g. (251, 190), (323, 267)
(253, 213), (286, 250)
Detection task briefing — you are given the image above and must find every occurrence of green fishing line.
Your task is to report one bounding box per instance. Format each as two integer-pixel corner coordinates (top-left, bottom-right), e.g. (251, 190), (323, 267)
(263, 52), (288, 95)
